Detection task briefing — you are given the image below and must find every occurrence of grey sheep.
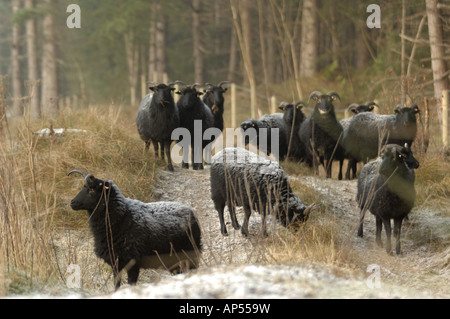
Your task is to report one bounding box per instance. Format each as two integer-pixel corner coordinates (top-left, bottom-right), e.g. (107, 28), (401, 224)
(136, 82), (180, 171)
(298, 91), (345, 179)
(343, 104), (420, 165)
(356, 144), (418, 254)
(239, 113), (289, 161)
(176, 83), (214, 170)
(210, 147), (313, 237)
(340, 102), (378, 179)
(279, 101), (307, 162)
(68, 170), (202, 290)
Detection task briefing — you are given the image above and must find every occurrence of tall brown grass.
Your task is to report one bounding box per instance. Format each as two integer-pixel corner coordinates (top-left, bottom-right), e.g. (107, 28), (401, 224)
(0, 102), (160, 295)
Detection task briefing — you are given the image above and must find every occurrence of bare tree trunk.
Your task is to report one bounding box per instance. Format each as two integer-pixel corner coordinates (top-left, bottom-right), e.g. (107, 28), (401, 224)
(230, 0), (257, 118)
(400, 0), (406, 105)
(41, 0), (59, 117)
(192, 0), (204, 83)
(300, 0), (318, 78)
(125, 31), (139, 106)
(25, 0), (40, 119)
(12, 0), (23, 117)
(148, 5), (157, 83)
(227, 28), (237, 82)
(426, 0), (449, 121)
(155, 4), (166, 83)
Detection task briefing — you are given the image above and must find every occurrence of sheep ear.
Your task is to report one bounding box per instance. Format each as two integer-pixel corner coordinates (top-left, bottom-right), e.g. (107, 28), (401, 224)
(223, 88), (228, 93)
(149, 86), (156, 92)
(412, 104), (420, 114)
(175, 91), (181, 95)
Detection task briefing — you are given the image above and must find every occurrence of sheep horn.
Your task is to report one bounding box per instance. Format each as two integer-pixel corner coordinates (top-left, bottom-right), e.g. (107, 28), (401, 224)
(294, 101), (305, 109)
(308, 91), (322, 104)
(68, 170), (88, 177)
(168, 80), (185, 88)
(327, 91), (341, 102)
(347, 103), (360, 112)
(366, 101), (379, 108)
(278, 102), (289, 111)
(394, 104), (404, 113)
(218, 81), (232, 88)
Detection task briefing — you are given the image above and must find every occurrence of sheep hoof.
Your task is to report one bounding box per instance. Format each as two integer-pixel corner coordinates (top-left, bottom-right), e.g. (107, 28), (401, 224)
(181, 162), (189, 169)
(168, 164), (174, 172)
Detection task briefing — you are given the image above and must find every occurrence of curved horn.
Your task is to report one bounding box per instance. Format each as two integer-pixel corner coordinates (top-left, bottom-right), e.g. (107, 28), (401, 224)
(278, 102), (289, 111)
(347, 103), (359, 112)
(394, 104), (403, 113)
(308, 91), (322, 104)
(147, 81), (158, 86)
(294, 101), (305, 109)
(191, 83), (202, 90)
(218, 81), (232, 88)
(327, 91), (341, 102)
(168, 80), (186, 88)
(67, 170), (88, 177)
(366, 101), (379, 108)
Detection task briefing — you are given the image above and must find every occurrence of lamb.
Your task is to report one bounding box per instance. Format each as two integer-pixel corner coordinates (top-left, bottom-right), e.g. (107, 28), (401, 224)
(210, 147), (313, 237)
(356, 144), (418, 254)
(340, 102), (378, 179)
(299, 91), (345, 179)
(239, 113), (289, 161)
(343, 104), (420, 165)
(136, 82), (180, 171)
(68, 170), (202, 290)
(279, 101), (307, 162)
(176, 83), (215, 170)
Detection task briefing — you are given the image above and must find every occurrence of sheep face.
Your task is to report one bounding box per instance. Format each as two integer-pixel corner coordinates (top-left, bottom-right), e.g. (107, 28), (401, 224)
(149, 84), (175, 106)
(309, 91), (340, 115)
(394, 104), (420, 125)
(70, 174), (111, 214)
(279, 101), (306, 127)
(240, 119), (259, 145)
(203, 86), (226, 115)
(176, 86), (203, 109)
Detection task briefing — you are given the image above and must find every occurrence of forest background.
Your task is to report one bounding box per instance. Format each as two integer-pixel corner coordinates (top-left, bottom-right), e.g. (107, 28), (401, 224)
(0, 0), (449, 126)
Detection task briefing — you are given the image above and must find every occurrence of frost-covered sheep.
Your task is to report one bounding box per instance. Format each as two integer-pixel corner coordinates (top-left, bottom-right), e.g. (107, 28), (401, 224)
(177, 84), (214, 170)
(239, 113), (289, 161)
(343, 104), (420, 165)
(299, 91), (345, 179)
(210, 148), (313, 237)
(136, 82), (180, 171)
(68, 170), (202, 289)
(279, 101), (307, 162)
(356, 144), (418, 254)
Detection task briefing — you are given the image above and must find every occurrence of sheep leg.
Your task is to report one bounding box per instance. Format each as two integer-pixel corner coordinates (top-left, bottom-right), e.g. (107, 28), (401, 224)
(152, 139), (160, 158)
(338, 159), (343, 180)
(164, 141), (174, 171)
(261, 205), (268, 237)
(357, 209), (365, 237)
(160, 142), (165, 160)
(393, 218), (403, 255)
(375, 216), (383, 248)
(227, 203), (240, 230)
(241, 205), (252, 237)
(181, 146), (189, 169)
(127, 265), (140, 286)
(382, 217), (392, 254)
(215, 201), (228, 236)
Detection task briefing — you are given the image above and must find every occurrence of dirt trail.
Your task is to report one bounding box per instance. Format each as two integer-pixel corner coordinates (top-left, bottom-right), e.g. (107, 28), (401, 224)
(150, 164), (449, 298)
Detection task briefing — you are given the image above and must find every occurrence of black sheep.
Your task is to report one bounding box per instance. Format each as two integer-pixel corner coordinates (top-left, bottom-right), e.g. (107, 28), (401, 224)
(239, 113), (289, 161)
(176, 84), (214, 170)
(356, 144), (418, 254)
(68, 170), (202, 290)
(136, 82), (180, 171)
(279, 101), (307, 162)
(299, 91), (345, 179)
(202, 81), (231, 132)
(210, 148), (313, 237)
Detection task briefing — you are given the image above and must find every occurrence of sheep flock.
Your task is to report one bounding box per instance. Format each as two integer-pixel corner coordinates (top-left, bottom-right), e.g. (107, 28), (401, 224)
(68, 81), (428, 290)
